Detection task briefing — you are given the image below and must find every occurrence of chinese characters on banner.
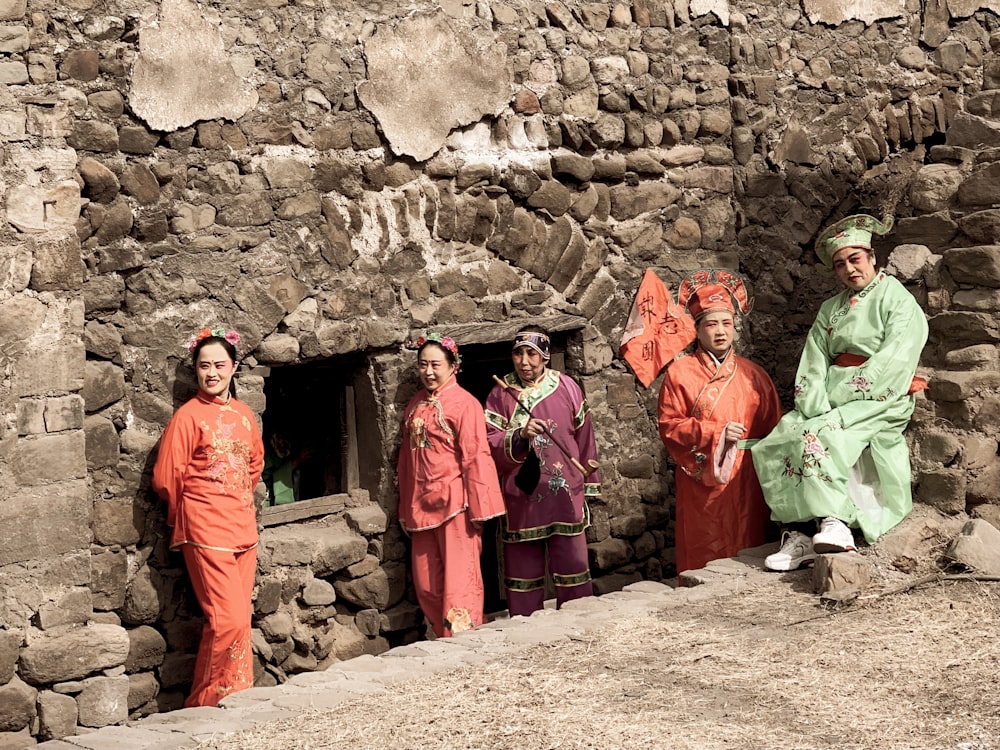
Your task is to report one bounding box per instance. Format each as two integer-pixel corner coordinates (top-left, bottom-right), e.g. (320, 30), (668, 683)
(619, 268), (697, 388)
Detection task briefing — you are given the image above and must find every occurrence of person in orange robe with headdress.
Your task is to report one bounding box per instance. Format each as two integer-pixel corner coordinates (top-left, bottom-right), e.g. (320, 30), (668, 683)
(657, 271), (782, 574)
(153, 328), (264, 707)
(397, 333), (506, 637)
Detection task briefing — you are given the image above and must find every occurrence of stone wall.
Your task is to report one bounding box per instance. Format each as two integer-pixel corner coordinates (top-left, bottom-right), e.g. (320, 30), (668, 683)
(0, 0), (998, 743)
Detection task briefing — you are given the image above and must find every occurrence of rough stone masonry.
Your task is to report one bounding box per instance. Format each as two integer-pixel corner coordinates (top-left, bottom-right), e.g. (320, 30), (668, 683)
(0, 0), (998, 745)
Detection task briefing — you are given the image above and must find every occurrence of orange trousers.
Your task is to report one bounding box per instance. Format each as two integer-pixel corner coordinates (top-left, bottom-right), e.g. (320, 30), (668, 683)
(181, 545), (256, 707)
(409, 511), (484, 637)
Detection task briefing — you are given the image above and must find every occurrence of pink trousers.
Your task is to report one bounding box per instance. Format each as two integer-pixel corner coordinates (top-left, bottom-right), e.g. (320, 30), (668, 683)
(410, 511), (485, 637)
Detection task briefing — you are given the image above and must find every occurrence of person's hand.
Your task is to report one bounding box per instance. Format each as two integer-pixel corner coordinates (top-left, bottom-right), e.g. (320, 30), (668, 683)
(723, 422), (746, 444)
(520, 418), (547, 440)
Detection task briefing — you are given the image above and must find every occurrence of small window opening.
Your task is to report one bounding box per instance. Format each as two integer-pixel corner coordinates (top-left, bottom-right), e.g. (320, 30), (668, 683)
(261, 354), (366, 509)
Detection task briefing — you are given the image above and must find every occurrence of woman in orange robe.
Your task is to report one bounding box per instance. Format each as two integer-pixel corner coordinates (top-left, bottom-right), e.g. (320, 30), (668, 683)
(153, 328), (264, 707)
(657, 272), (782, 574)
(397, 333), (506, 637)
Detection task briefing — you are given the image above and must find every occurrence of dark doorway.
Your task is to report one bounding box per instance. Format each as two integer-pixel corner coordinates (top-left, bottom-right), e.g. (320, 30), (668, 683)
(455, 340), (514, 615)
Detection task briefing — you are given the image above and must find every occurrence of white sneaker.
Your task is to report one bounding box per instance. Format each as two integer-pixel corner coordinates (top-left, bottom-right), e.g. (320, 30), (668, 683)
(764, 531), (816, 572)
(812, 517), (856, 554)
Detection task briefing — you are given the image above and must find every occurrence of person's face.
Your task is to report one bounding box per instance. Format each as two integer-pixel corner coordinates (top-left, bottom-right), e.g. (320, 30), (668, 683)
(417, 344), (457, 393)
(696, 311), (736, 359)
(832, 246), (877, 292)
(513, 345), (546, 385)
(196, 342), (235, 400)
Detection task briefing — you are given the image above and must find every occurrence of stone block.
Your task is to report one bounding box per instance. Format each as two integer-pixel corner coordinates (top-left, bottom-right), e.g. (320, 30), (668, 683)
(259, 525), (368, 575)
(321, 619), (367, 662)
(121, 562), (163, 626)
(38, 689), (77, 741)
(67, 120), (118, 152)
(12, 430), (86, 485)
(7, 180), (83, 235)
(378, 601), (423, 633)
(0, 0), (25, 20)
(85, 91), (124, 120)
(916, 429), (962, 464)
(0, 676), (35, 731)
(15, 398), (44, 436)
(77, 674), (129, 727)
(90, 548), (127, 612)
(526, 179), (572, 216)
(301, 579), (336, 607)
(968, 462), (1000, 505)
(928, 371), (1000, 402)
(259, 611), (294, 642)
(948, 111), (1000, 152)
(124, 626), (166, 674)
(548, 228), (588, 293)
(118, 125), (159, 155)
(610, 512), (647, 538)
(216, 192), (274, 227)
(84, 415), (119, 469)
(928, 312), (999, 348)
(944, 245), (1000, 288)
(120, 163), (160, 205)
(944, 518), (1000, 575)
(915, 466), (967, 514)
(0, 630), (20, 684)
(127, 672), (159, 713)
(592, 570), (643, 595)
(19, 623), (129, 684)
(37, 587), (92, 630)
(587, 537), (632, 571)
(28, 233), (84, 293)
(0, 60), (26, 83)
(92, 497), (144, 547)
(0, 24), (26, 53)
(93, 205), (136, 250)
(44, 395), (84, 432)
(957, 209), (1000, 245)
(344, 505), (388, 536)
(81, 360), (125, 414)
(812, 552), (870, 595)
(233, 277), (286, 336)
(893, 212), (958, 251)
(259, 156), (312, 190)
(609, 181), (681, 220)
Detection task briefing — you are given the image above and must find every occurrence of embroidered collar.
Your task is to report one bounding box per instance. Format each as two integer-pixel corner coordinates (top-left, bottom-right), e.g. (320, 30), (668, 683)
(827, 270), (885, 335)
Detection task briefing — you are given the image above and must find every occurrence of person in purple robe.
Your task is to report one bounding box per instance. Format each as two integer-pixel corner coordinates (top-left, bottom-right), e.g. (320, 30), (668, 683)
(485, 325), (601, 616)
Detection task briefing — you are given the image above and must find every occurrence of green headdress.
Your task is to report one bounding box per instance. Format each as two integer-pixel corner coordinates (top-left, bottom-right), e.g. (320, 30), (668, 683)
(814, 214), (894, 268)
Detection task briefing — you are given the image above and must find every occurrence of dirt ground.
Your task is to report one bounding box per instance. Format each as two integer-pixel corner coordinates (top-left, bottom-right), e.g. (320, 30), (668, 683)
(198, 564), (999, 750)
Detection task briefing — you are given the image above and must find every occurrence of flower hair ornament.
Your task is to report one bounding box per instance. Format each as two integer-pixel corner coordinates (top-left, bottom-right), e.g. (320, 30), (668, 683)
(410, 332), (462, 367)
(187, 327), (241, 353)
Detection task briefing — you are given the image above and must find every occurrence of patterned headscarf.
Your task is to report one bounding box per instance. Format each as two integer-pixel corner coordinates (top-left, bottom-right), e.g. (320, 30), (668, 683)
(512, 330), (551, 361)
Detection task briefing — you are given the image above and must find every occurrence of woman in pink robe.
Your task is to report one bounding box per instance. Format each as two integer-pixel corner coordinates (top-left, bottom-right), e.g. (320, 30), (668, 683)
(397, 333), (506, 637)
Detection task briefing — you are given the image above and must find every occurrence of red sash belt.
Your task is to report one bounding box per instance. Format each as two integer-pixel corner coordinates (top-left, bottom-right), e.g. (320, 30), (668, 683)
(833, 353), (927, 395)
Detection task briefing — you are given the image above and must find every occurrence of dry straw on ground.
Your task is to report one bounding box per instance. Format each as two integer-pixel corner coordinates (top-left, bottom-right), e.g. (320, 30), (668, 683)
(199, 569), (999, 750)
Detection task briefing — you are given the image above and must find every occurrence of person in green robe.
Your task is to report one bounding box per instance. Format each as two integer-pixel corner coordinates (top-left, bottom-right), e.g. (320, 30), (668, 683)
(751, 214), (929, 572)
